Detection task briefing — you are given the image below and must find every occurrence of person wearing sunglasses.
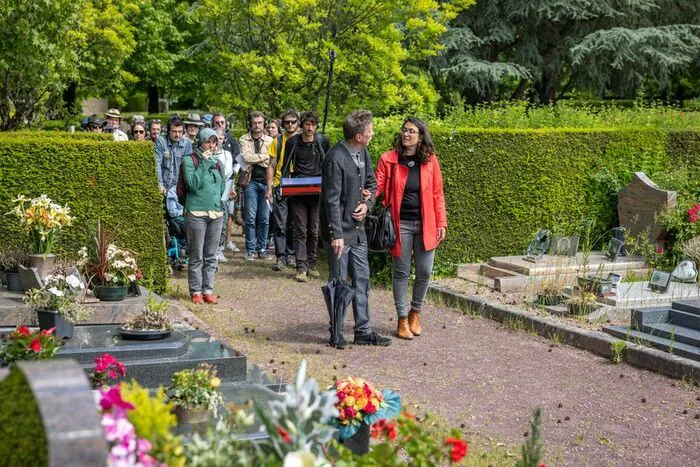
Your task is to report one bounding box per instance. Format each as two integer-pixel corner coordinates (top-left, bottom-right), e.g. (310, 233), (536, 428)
(375, 117), (447, 341)
(130, 122), (147, 141)
(267, 109), (301, 271)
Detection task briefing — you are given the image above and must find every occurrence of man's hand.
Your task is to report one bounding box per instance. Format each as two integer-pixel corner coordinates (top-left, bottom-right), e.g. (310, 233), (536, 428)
(362, 189), (371, 202)
(437, 227), (446, 242)
(266, 186), (272, 200)
(159, 186), (167, 196)
(352, 203), (368, 221)
(331, 238), (344, 259)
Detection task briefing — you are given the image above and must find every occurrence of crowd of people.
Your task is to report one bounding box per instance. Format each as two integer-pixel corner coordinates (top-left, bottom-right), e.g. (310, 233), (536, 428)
(84, 107), (448, 348)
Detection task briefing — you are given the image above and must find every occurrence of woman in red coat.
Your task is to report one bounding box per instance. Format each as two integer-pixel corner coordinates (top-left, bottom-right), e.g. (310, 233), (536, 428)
(375, 117), (447, 340)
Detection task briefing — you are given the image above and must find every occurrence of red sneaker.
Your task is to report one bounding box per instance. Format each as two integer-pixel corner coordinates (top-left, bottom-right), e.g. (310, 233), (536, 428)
(191, 293), (204, 305)
(203, 293), (218, 304)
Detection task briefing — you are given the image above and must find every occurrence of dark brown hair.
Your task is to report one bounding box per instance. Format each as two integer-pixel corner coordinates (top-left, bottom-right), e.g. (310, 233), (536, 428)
(393, 117), (435, 164)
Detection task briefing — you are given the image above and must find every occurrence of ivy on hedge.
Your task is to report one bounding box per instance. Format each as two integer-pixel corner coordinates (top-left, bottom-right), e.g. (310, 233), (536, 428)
(0, 134), (167, 290)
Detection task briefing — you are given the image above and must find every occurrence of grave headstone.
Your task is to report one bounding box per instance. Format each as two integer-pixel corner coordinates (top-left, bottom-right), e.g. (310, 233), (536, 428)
(18, 265), (43, 291)
(618, 172), (676, 244)
(523, 229), (551, 262)
(549, 235), (579, 256)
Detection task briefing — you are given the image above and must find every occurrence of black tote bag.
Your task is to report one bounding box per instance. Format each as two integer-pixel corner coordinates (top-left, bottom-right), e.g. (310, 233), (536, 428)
(366, 164), (397, 252)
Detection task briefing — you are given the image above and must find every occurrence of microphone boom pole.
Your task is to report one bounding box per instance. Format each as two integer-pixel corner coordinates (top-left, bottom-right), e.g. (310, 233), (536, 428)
(322, 49), (336, 134)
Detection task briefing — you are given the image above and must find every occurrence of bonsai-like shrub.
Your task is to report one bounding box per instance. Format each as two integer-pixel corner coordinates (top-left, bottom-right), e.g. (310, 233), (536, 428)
(122, 295), (172, 331)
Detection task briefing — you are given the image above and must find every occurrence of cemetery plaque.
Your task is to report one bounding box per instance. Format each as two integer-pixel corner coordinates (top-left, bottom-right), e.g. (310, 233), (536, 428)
(648, 269), (672, 293)
(523, 229), (551, 262)
(549, 235), (579, 256)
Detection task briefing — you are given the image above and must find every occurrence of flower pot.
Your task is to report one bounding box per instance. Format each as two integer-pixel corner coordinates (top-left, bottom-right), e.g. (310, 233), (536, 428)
(341, 423), (370, 455)
(93, 285), (128, 301)
(6, 271), (23, 292)
(174, 406), (208, 425)
(36, 308), (74, 339)
(28, 253), (56, 280)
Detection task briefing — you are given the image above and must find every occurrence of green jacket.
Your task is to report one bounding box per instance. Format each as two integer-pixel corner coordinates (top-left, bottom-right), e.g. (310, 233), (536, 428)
(181, 154), (226, 213)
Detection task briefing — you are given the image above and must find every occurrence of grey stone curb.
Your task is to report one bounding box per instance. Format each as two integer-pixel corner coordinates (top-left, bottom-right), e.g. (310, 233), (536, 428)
(428, 284), (700, 384)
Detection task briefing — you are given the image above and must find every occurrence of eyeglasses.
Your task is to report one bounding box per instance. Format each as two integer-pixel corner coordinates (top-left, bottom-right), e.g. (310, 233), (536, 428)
(400, 127), (418, 135)
(133, 130), (145, 134)
(283, 119), (298, 125)
(213, 120), (226, 125)
(150, 119), (162, 124)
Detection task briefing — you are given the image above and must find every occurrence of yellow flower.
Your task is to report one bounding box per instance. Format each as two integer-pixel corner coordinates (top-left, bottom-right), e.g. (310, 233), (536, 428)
(210, 377), (221, 388)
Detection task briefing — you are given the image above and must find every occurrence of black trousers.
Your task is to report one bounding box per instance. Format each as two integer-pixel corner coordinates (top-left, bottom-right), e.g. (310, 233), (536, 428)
(271, 196), (295, 259)
(291, 195), (320, 272)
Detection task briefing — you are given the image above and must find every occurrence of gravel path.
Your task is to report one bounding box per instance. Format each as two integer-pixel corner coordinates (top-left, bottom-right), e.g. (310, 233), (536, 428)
(170, 242), (699, 466)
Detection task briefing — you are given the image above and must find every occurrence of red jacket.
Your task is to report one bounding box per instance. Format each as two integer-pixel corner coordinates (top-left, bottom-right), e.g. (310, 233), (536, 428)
(375, 149), (447, 257)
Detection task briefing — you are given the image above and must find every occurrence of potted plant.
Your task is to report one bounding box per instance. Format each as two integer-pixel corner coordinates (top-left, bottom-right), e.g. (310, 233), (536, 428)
(329, 376), (401, 455)
(78, 221), (142, 302)
(166, 363), (224, 424)
(24, 272), (93, 339)
(0, 249), (28, 292)
(536, 280), (566, 306)
(566, 291), (599, 315)
(6, 194), (73, 279)
(0, 325), (61, 367)
(88, 353), (127, 389)
(120, 294), (173, 340)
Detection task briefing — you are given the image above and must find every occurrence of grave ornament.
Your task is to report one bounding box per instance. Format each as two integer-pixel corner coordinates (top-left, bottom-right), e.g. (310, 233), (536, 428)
(523, 229), (551, 263)
(671, 260), (698, 283)
(605, 238), (624, 262)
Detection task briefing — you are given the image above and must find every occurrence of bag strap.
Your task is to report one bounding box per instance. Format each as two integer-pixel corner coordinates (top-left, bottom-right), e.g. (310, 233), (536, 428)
(384, 160), (394, 207)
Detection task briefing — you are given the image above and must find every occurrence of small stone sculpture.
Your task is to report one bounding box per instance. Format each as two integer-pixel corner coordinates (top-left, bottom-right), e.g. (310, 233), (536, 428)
(671, 260), (698, 283)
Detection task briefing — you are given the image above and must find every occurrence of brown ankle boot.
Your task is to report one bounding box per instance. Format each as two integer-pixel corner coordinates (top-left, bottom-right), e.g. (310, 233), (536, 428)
(408, 310), (422, 336)
(397, 317), (414, 340)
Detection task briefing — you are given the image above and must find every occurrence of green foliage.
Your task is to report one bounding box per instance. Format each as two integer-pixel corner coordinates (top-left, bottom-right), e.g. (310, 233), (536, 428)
(0, 327), (61, 367)
(166, 363), (224, 412)
(120, 380), (186, 467)
(516, 407), (543, 467)
(0, 368), (49, 466)
(610, 340), (628, 364)
(0, 133), (168, 290)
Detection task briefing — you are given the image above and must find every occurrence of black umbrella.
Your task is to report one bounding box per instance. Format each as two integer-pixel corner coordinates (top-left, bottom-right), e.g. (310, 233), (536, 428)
(321, 278), (355, 346)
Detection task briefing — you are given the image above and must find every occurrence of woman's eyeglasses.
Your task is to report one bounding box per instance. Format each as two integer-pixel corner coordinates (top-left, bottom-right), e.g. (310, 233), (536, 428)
(133, 130), (145, 134)
(400, 128), (418, 135)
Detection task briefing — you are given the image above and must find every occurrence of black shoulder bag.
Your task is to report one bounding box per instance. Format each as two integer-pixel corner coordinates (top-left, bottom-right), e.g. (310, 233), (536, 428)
(367, 162), (397, 252)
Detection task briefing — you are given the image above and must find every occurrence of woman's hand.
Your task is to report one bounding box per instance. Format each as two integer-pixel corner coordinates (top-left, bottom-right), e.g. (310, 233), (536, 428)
(201, 149), (213, 160)
(437, 227), (446, 242)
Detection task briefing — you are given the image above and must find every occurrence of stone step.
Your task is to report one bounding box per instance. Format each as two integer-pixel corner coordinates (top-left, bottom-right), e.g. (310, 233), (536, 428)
(639, 323), (700, 347)
(603, 325), (700, 362)
(671, 300), (700, 316)
(479, 264), (523, 280)
(668, 310), (700, 330)
(456, 268), (497, 290)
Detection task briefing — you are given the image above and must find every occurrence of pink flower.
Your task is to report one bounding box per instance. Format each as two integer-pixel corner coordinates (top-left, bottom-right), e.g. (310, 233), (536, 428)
(344, 407), (356, 419)
(99, 386), (134, 412)
(41, 327), (56, 336)
(364, 402), (377, 414)
(28, 338), (42, 353)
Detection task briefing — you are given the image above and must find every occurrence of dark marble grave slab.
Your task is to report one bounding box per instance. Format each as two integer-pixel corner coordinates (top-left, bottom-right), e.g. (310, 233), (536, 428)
(668, 309), (700, 329)
(603, 325), (700, 362)
(671, 300), (700, 316)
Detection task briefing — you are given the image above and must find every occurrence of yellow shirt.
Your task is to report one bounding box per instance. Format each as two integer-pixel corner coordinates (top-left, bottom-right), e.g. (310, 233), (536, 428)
(269, 132), (297, 187)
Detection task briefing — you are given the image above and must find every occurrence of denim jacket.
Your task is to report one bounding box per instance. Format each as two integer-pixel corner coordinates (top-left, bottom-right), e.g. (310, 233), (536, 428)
(155, 135), (193, 190)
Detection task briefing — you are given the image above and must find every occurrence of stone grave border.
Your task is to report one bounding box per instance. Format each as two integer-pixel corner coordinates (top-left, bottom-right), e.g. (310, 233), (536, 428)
(427, 284), (700, 384)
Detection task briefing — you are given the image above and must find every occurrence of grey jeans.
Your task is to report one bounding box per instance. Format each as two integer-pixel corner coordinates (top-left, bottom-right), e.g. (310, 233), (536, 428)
(185, 213), (224, 295)
(323, 239), (372, 337)
(393, 219), (436, 318)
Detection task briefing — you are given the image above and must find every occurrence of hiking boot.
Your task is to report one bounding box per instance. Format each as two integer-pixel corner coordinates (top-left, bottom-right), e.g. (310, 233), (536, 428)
(397, 317), (414, 340)
(354, 332), (392, 346)
(408, 309), (422, 336)
(329, 335), (349, 350)
(295, 271), (307, 282)
(216, 250), (228, 263)
(225, 241), (240, 253)
(245, 253), (256, 261)
(272, 258), (287, 271)
(258, 250), (273, 261)
(191, 293), (204, 305)
(307, 268), (320, 278)
(202, 293), (218, 304)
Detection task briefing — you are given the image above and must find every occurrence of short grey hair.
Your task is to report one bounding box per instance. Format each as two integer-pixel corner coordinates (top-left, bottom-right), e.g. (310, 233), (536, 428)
(342, 110), (373, 140)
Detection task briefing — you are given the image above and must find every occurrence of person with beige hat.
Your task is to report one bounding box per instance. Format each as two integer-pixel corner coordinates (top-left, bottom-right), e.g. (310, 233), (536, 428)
(184, 113), (204, 142)
(104, 108), (129, 141)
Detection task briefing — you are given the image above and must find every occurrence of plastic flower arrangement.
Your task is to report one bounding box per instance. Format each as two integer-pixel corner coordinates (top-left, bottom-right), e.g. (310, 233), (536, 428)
(0, 325), (61, 367)
(330, 376), (401, 440)
(6, 194), (73, 254)
(166, 363), (224, 415)
(90, 353), (127, 389)
(24, 273), (92, 323)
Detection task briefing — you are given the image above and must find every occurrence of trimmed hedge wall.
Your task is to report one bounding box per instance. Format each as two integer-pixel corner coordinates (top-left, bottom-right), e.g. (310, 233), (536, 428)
(0, 134), (168, 290)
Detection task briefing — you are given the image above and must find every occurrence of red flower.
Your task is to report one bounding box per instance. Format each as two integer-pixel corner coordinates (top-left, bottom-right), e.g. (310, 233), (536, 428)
(387, 422), (398, 441)
(276, 426), (291, 444)
(41, 327), (56, 336)
(16, 326), (31, 336)
(363, 383), (372, 397)
(364, 402), (377, 414)
(539, 464), (546, 467)
(336, 390), (346, 403)
(656, 247), (663, 255)
(344, 407), (356, 419)
(446, 437), (468, 463)
(371, 419), (387, 439)
(28, 338), (42, 353)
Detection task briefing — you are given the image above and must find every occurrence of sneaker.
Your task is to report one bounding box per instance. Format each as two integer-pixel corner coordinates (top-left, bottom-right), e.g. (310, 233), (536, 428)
(202, 293), (218, 304)
(272, 258), (287, 271)
(285, 256), (297, 268)
(245, 253), (256, 261)
(258, 251), (273, 261)
(307, 268), (320, 278)
(225, 241), (240, 253)
(191, 293), (204, 305)
(329, 335), (349, 350)
(267, 239), (274, 250)
(354, 331), (392, 346)
(295, 271), (307, 282)
(216, 250), (228, 263)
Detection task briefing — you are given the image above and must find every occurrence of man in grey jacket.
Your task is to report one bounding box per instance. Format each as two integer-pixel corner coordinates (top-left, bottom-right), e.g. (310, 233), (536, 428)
(320, 110), (392, 348)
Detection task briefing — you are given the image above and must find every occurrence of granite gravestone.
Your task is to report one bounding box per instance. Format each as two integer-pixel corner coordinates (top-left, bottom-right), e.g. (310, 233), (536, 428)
(618, 172), (676, 245)
(523, 229), (551, 262)
(549, 235), (579, 256)
(18, 265), (43, 291)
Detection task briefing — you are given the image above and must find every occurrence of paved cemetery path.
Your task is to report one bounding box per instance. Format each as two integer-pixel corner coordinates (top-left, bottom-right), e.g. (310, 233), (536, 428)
(169, 242), (699, 466)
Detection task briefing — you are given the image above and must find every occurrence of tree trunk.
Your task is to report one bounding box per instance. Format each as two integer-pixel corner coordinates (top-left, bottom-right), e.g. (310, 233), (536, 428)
(62, 81), (78, 117)
(148, 85), (159, 114)
(511, 79), (529, 100)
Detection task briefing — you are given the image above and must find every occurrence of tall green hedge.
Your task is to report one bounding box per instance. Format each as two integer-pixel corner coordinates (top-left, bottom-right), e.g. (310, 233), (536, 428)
(0, 134), (167, 289)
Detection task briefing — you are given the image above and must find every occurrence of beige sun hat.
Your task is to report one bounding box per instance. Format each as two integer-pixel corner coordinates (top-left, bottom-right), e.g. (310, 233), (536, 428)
(105, 108), (122, 119)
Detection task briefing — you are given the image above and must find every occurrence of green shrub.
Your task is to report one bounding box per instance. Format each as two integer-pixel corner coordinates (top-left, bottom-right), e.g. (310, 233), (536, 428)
(0, 368), (48, 466)
(0, 135), (167, 290)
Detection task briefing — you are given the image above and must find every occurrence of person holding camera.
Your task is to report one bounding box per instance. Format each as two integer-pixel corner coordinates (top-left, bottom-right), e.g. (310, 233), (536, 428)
(375, 117), (447, 340)
(182, 128), (227, 305)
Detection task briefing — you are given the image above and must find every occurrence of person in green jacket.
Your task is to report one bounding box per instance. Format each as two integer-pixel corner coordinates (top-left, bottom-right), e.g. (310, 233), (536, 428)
(183, 128), (226, 305)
